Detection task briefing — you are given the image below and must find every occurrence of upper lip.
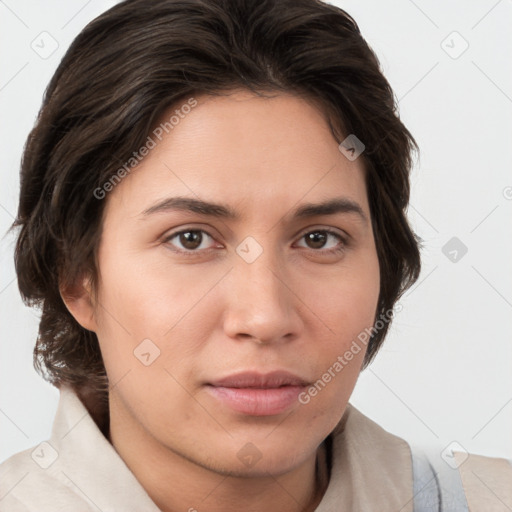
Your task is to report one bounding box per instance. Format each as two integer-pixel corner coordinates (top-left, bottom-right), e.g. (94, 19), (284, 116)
(208, 370), (310, 388)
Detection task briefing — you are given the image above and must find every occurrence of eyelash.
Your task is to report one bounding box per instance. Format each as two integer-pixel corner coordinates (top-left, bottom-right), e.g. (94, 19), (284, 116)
(163, 228), (348, 258)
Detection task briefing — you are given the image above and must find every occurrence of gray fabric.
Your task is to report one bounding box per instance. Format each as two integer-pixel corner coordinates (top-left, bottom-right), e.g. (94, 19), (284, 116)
(411, 446), (469, 512)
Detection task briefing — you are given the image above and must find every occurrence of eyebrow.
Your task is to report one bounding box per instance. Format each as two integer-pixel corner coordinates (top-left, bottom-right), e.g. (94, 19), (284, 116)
(142, 196), (368, 223)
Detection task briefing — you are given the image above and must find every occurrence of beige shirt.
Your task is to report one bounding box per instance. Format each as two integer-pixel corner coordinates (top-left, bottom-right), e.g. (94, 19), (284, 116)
(1, 386), (511, 511)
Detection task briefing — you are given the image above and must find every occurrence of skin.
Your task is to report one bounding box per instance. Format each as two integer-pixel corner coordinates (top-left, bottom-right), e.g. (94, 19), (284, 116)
(64, 89), (380, 512)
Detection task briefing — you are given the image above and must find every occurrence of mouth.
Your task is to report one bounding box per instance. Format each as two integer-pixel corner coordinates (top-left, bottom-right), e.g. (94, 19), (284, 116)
(205, 370), (310, 416)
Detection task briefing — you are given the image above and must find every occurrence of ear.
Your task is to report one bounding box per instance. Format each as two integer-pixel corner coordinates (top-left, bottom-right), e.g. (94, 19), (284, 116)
(60, 275), (98, 332)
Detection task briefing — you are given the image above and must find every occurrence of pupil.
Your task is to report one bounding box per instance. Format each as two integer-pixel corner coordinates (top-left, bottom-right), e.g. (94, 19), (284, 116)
(307, 232), (326, 249)
(180, 231), (202, 249)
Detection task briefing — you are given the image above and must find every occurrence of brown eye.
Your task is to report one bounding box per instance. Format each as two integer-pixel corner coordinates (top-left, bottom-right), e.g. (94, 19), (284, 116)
(304, 231), (328, 249)
(179, 231), (203, 250)
(298, 230), (345, 251)
(165, 229), (217, 252)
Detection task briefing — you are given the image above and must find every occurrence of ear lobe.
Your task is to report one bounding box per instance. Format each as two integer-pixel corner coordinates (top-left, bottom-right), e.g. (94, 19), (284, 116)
(60, 276), (98, 332)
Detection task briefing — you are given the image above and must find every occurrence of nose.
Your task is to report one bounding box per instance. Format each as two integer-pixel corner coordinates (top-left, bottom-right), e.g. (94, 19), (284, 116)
(222, 247), (303, 345)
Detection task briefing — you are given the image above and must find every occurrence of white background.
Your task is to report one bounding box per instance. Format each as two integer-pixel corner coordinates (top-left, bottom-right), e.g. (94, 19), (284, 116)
(1, 0), (511, 464)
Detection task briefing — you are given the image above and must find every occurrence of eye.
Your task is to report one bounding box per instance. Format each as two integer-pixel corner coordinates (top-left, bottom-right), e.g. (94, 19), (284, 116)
(295, 229), (347, 254)
(163, 227), (347, 256)
(164, 229), (218, 252)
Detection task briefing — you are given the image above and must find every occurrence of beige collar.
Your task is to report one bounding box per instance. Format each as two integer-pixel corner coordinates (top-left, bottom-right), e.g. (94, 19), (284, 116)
(314, 403), (414, 511)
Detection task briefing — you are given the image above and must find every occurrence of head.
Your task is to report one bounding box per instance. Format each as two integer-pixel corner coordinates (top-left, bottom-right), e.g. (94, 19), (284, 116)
(14, 0), (420, 475)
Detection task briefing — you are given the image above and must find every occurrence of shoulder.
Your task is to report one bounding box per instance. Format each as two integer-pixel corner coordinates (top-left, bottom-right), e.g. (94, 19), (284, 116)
(1, 386), (160, 512)
(0, 443), (94, 512)
(0, 449), (32, 512)
(0, 386), (106, 511)
(335, 404), (512, 511)
(409, 444), (512, 511)
(454, 450), (512, 510)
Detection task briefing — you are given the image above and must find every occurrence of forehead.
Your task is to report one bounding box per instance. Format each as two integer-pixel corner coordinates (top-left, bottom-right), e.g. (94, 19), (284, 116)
(103, 90), (369, 221)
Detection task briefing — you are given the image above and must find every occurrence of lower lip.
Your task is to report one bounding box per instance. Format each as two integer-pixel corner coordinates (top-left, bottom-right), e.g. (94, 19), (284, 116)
(205, 385), (305, 416)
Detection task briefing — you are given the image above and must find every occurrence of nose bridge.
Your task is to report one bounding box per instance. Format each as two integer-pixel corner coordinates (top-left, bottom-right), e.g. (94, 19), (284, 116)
(223, 236), (301, 343)
(238, 248), (282, 302)
(235, 240), (287, 312)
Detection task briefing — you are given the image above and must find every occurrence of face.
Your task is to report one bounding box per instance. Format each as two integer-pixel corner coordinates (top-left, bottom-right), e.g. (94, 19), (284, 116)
(80, 90), (380, 477)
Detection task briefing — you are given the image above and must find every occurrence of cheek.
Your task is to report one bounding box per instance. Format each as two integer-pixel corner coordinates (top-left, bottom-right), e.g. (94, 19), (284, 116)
(302, 250), (380, 394)
(94, 248), (197, 332)
(298, 261), (379, 429)
(304, 252), (380, 337)
(91, 248), (229, 378)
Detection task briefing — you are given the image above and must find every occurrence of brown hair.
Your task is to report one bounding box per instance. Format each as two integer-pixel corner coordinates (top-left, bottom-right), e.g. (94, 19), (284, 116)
(14, 0), (421, 428)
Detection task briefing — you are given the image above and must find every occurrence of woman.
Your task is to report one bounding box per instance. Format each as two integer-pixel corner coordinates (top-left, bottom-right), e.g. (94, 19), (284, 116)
(1, 0), (510, 510)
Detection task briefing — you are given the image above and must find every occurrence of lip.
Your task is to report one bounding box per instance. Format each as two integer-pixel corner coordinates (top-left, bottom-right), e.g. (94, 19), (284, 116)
(208, 370), (310, 388)
(205, 370), (310, 416)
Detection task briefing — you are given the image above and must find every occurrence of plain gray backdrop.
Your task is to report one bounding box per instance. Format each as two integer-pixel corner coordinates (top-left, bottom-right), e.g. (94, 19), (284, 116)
(1, 0), (511, 464)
